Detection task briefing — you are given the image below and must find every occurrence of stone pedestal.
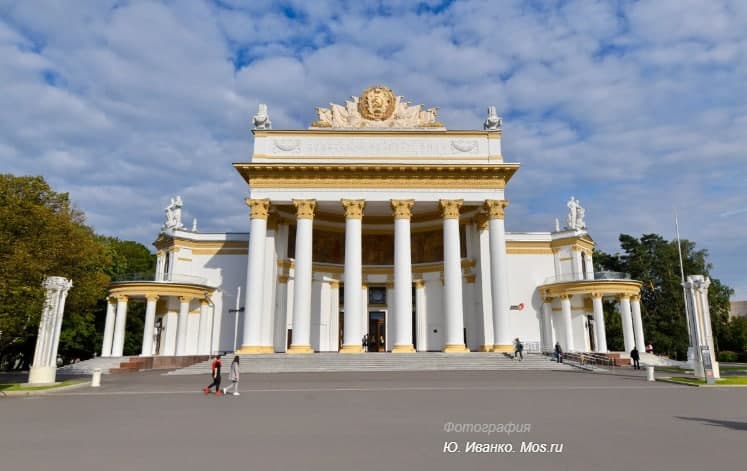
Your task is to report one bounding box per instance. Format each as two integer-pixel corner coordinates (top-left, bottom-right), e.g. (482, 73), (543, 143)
(28, 276), (73, 385)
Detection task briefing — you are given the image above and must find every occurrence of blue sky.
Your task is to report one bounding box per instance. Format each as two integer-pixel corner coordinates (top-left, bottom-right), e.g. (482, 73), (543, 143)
(1, 0), (745, 299)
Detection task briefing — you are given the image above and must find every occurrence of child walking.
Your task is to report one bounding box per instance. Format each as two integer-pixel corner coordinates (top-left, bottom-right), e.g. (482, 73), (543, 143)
(223, 356), (240, 396)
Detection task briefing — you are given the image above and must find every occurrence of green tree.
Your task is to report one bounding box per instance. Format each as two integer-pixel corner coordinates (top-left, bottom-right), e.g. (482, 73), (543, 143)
(0, 175), (111, 368)
(594, 234), (734, 360)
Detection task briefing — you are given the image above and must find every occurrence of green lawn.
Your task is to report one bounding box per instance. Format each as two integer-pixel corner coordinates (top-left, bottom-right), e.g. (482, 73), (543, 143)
(667, 376), (747, 386)
(0, 379), (85, 392)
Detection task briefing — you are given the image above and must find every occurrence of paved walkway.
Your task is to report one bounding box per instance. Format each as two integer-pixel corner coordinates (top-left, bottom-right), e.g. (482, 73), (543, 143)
(1, 370), (744, 471)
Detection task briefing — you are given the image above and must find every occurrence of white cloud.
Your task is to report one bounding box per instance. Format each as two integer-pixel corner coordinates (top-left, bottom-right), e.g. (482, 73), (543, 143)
(0, 0), (745, 298)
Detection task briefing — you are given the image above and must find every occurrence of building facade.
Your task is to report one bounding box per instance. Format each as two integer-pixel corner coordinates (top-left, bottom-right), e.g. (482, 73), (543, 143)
(102, 86), (644, 357)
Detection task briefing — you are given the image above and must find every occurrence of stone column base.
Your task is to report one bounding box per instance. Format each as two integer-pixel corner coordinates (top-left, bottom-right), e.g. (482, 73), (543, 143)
(236, 345), (268, 354)
(392, 344), (416, 353)
(443, 344), (469, 353)
(339, 345), (364, 353)
(478, 344), (493, 352)
(28, 366), (56, 385)
(492, 344), (513, 353)
(287, 345), (314, 354)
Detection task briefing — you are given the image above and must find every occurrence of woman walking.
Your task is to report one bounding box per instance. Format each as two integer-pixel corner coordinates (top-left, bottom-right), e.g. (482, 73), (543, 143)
(223, 356), (241, 396)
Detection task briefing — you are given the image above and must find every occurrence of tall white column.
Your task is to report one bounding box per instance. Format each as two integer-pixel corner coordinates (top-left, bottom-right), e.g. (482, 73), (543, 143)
(591, 293), (607, 353)
(175, 296), (191, 355)
(485, 199), (511, 352)
(476, 215), (494, 351)
(440, 199), (468, 352)
(240, 198), (269, 353)
(197, 298), (211, 354)
(111, 295), (128, 357)
(260, 220), (278, 352)
(619, 295), (635, 353)
(288, 199), (316, 353)
(101, 297), (116, 357)
(541, 298), (554, 352)
(341, 199), (365, 353)
(630, 295), (645, 350)
(392, 199), (415, 352)
(141, 294), (158, 356)
(560, 294), (574, 352)
(29, 277), (73, 384)
(415, 280), (426, 352)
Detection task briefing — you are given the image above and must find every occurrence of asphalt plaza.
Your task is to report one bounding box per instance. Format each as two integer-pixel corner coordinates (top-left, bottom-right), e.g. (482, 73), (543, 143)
(1, 369), (744, 471)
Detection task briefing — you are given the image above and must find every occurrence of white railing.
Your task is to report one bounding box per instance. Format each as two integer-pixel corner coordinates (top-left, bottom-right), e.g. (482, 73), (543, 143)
(543, 271), (631, 284)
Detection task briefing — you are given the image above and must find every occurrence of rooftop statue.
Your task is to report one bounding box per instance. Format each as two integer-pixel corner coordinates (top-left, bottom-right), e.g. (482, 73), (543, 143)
(483, 106), (502, 130)
(565, 196), (587, 230)
(163, 196), (185, 231)
(310, 85), (444, 129)
(253, 103), (272, 130)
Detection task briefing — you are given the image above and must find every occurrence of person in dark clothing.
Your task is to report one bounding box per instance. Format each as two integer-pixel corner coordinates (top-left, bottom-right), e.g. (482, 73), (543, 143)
(630, 347), (641, 370)
(554, 342), (563, 363)
(204, 355), (223, 395)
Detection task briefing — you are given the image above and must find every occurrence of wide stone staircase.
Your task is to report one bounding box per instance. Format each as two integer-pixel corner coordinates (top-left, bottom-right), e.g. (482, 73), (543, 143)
(168, 352), (573, 375)
(57, 356), (132, 375)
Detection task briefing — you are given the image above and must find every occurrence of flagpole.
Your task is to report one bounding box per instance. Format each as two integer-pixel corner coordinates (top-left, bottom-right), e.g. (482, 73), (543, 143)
(675, 210), (694, 361)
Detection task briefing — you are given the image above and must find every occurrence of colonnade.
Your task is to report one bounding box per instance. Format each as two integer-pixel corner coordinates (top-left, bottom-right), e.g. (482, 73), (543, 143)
(240, 198), (514, 353)
(101, 294), (212, 357)
(540, 293), (645, 353)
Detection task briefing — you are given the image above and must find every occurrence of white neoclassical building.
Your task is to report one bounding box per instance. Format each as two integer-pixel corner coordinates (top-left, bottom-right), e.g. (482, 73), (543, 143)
(102, 86), (645, 358)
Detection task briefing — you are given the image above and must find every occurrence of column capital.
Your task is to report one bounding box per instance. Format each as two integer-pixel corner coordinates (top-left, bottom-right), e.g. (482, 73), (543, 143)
(591, 292), (603, 299)
(391, 199), (415, 219)
(414, 279), (425, 289)
(631, 294), (641, 302)
(543, 296), (554, 304)
(341, 199), (366, 219)
(267, 214), (280, 231)
(200, 298), (210, 306)
(245, 198), (270, 220)
(618, 294), (631, 301)
(329, 280), (340, 289)
(559, 294), (571, 301)
(145, 294), (160, 302)
(439, 199), (463, 219)
(484, 199), (509, 220)
(293, 199), (317, 219)
(278, 275), (289, 284)
(465, 274), (476, 283)
(178, 296), (193, 304)
(114, 294), (128, 302)
(475, 212), (489, 231)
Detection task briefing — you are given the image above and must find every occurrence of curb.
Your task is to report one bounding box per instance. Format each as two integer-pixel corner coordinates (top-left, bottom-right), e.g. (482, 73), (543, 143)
(656, 377), (747, 388)
(1, 381), (90, 397)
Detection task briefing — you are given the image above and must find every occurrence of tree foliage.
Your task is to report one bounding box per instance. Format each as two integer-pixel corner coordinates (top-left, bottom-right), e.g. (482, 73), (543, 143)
(594, 233), (734, 360)
(0, 175), (156, 367)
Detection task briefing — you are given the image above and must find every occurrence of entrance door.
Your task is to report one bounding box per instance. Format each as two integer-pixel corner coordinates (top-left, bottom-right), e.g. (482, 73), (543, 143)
(368, 311), (386, 352)
(587, 315), (596, 352)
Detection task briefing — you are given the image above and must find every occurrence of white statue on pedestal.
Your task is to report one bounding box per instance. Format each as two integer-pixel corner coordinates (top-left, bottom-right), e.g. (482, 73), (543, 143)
(253, 103), (272, 130)
(565, 196), (586, 230)
(28, 276), (73, 384)
(484, 106), (502, 130)
(163, 196), (185, 231)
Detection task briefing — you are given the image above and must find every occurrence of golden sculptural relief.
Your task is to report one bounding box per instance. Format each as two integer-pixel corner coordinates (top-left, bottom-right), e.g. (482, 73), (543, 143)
(311, 85), (444, 129)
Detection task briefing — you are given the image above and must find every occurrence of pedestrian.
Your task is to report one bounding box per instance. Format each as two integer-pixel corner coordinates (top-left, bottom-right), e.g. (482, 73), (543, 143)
(362, 334), (368, 352)
(513, 338), (524, 361)
(223, 356), (240, 396)
(630, 346), (641, 370)
(204, 355), (223, 395)
(554, 342), (563, 363)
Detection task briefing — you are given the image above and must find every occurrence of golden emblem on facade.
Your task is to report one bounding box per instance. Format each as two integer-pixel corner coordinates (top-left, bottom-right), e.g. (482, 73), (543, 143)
(357, 85), (396, 121)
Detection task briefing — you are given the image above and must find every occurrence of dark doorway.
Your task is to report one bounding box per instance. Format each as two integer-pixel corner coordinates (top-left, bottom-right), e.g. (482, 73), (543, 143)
(587, 315), (596, 352)
(368, 311), (386, 352)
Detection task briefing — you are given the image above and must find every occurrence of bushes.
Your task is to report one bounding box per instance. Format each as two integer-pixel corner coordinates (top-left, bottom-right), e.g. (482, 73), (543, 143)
(718, 351), (738, 362)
